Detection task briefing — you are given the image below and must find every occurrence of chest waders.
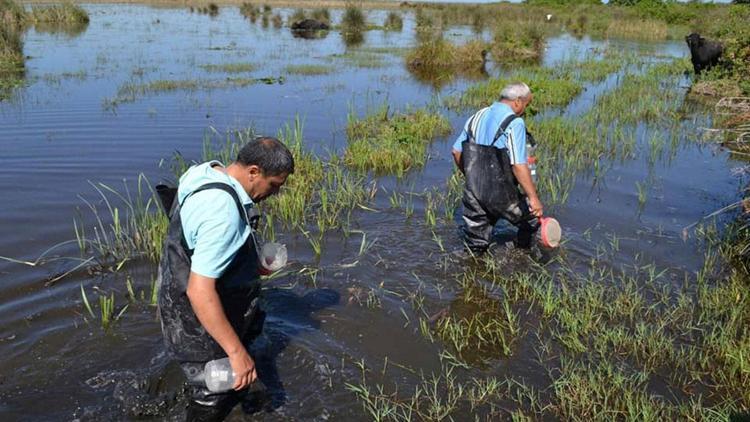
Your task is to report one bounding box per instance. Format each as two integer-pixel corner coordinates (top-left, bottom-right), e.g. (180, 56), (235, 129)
(156, 182), (265, 417)
(460, 113), (537, 252)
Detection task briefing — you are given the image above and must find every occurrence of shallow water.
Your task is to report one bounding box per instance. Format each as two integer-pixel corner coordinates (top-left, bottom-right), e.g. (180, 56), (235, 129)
(0, 4), (745, 420)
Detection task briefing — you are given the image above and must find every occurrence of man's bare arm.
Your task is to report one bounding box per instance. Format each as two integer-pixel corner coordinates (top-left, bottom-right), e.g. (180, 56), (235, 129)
(186, 272), (257, 390)
(512, 164), (543, 217)
(452, 149), (463, 174)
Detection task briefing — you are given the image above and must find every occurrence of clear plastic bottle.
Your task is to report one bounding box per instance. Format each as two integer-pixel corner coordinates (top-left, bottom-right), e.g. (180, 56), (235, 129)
(204, 357), (235, 393)
(203, 357), (267, 393)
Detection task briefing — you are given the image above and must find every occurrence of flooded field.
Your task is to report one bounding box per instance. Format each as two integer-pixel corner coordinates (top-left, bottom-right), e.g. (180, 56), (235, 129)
(1, 2), (748, 420)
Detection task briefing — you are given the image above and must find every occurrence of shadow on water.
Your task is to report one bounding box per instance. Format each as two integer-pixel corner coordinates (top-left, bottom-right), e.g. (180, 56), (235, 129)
(250, 287), (340, 411)
(342, 30), (365, 48)
(92, 286), (341, 420)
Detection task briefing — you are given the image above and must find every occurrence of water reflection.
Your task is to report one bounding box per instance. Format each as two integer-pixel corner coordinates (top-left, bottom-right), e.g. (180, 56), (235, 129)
(342, 30), (365, 48)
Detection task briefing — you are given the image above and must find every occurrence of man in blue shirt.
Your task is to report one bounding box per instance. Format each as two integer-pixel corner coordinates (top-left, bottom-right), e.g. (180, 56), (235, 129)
(158, 137), (293, 421)
(451, 82), (543, 255)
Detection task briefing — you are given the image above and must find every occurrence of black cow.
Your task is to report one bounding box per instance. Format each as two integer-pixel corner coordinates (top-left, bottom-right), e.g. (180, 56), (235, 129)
(685, 33), (723, 75)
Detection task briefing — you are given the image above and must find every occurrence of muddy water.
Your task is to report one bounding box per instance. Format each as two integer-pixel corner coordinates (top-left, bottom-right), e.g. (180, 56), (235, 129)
(0, 4), (744, 420)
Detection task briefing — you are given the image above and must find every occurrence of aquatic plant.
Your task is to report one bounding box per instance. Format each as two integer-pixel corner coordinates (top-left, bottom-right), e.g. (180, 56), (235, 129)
(29, 2), (89, 25)
(446, 67), (582, 112)
(271, 13), (283, 28)
(81, 285), (128, 331)
(489, 20), (546, 63)
(103, 76), (285, 109)
(199, 62), (255, 73)
(284, 64), (334, 75)
(0, 0), (24, 91)
(345, 105), (452, 176)
(239, 3), (260, 22)
(383, 11), (402, 31)
(0, 0), (25, 28)
(340, 3), (366, 33)
(290, 8), (306, 23)
(406, 38), (487, 84)
(73, 175), (168, 264)
(311, 7), (330, 25)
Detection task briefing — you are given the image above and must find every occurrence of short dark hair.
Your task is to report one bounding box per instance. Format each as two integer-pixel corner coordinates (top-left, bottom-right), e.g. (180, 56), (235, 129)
(236, 137), (294, 176)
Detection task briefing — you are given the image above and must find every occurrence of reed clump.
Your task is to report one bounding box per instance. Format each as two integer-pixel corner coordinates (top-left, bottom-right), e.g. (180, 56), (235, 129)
(490, 20), (546, 63)
(311, 7), (330, 25)
(605, 18), (667, 40)
(239, 3), (260, 22)
(0, 0), (25, 99)
(447, 67), (582, 112)
(285, 64), (334, 75)
(345, 106), (451, 176)
(29, 2), (90, 25)
(406, 38), (487, 77)
(340, 3), (366, 33)
(383, 11), (402, 31)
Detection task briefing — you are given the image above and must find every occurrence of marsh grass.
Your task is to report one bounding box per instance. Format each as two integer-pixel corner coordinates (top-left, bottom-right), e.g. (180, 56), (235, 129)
(350, 224), (750, 418)
(0, 0), (24, 91)
(29, 2), (89, 25)
(103, 76), (284, 109)
(447, 67), (582, 112)
(406, 38), (487, 85)
(74, 174), (168, 265)
(605, 18), (667, 41)
(432, 274), (519, 364)
(311, 7), (330, 25)
(284, 64), (334, 75)
(345, 105), (451, 176)
(200, 62), (255, 73)
(490, 20), (545, 63)
(340, 3), (366, 33)
(80, 285), (129, 331)
(239, 2), (260, 22)
(383, 11), (402, 31)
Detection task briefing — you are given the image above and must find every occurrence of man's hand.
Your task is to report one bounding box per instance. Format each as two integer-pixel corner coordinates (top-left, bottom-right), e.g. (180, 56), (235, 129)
(528, 195), (543, 218)
(228, 348), (257, 390)
(511, 163), (543, 218)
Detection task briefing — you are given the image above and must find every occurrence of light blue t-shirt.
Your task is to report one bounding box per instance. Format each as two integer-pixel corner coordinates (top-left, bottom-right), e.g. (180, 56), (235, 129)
(178, 161), (254, 279)
(451, 102), (528, 165)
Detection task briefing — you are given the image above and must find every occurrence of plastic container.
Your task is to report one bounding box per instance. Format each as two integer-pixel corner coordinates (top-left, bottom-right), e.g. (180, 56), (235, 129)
(204, 357), (235, 393)
(260, 242), (287, 271)
(539, 217), (561, 248)
(203, 357), (268, 393)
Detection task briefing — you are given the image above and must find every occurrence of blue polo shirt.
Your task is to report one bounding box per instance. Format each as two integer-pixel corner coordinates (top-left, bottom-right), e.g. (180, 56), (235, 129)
(178, 161), (254, 279)
(452, 102), (528, 165)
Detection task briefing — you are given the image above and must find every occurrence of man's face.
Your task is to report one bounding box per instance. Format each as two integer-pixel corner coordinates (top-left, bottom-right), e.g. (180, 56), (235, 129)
(513, 94), (533, 116)
(247, 166), (288, 202)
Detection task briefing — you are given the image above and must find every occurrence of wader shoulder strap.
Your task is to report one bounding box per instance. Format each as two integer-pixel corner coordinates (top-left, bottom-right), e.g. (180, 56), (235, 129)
(465, 107), (489, 143)
(184, 182), (250, 226)
(491, 113), (519, 147)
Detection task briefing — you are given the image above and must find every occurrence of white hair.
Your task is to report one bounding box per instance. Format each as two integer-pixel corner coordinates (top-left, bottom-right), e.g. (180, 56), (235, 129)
(500, 82), (531, 101)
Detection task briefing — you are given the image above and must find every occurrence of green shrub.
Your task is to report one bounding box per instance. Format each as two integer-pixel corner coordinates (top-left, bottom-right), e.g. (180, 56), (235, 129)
(311, 8), (330, 25)
(384, 11), (403, 31)
(30, 1), (89, 24)
(341, 3), (366, 32)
